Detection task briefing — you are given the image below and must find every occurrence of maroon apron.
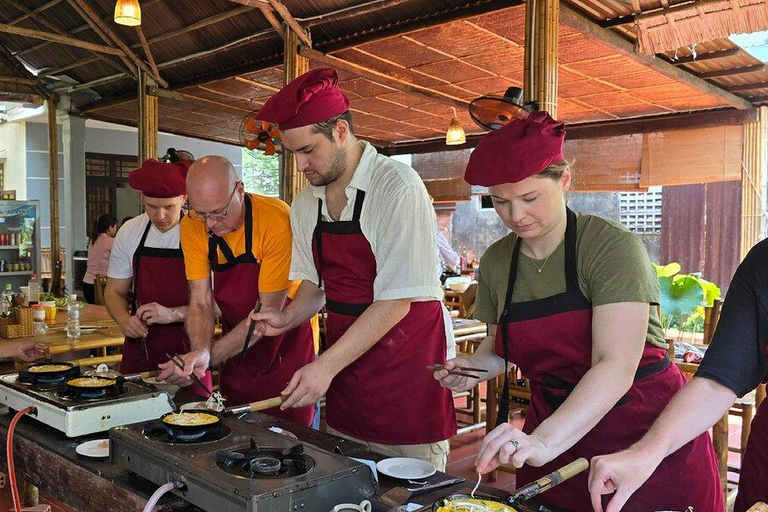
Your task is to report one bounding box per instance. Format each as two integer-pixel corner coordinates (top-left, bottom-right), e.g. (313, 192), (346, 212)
(121, 220), (212, 398)
(312, 190), (456, 445)
(210, 193), (314, 426)
(734, 347), (768, 511)
(495, 208), (723, 512)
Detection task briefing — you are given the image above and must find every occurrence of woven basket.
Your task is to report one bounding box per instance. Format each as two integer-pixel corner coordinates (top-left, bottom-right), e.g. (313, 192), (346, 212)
(0, 307), (34, 339)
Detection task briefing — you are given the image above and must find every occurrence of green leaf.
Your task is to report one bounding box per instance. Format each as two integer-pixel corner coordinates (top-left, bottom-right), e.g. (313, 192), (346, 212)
(693, 276), (721, 307)
(653, 262), (681, 277)
(659, 275), (704, 317)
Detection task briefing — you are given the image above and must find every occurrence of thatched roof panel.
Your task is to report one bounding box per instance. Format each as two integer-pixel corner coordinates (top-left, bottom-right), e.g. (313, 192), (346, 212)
(0, 0), (747, 149)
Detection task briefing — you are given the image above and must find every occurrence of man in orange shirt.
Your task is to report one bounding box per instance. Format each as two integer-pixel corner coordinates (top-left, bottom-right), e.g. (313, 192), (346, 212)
(158, 155), (315, 425)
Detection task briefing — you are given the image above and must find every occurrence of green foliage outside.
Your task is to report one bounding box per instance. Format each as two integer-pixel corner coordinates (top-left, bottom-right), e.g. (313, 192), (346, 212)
(653, 262), (721, 337)
(242, 148), (280, 197)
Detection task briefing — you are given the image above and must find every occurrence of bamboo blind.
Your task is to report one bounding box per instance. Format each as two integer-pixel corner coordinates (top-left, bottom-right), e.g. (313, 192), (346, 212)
(281, 27), (309, 206)
(640, 125), (743, 187)
(525, 0), (559, 117)
(740, 106), (767, 259)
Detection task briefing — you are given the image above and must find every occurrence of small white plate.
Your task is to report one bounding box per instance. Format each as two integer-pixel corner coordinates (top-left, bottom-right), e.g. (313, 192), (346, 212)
(75, 439), (109, 458)
(376, 457), (436, 480)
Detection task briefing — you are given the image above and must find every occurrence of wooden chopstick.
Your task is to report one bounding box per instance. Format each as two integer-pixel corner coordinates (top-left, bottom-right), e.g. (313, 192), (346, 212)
(428, 364), (488, 373)
(165, 353), (212, 397)
(427, 364), (485, 379)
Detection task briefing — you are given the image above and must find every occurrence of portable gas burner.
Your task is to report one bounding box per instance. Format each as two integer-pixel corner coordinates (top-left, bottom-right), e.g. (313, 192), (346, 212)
(110, 416), (378, 512)
(0, 370), (175, 437)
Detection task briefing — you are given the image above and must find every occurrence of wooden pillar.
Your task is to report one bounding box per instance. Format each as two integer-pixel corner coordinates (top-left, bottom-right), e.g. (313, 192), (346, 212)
(740, 105), (767, 259)
(524, 0), (559, 117)
(138, 70), (158, 163)
(281, 26), (309, 205)
(47, 96), (63, 297)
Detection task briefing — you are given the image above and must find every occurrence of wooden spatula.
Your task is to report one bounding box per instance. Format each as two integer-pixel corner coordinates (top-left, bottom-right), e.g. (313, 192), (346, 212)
(224, 396), (283, 416)
(379, 478), (464, 507)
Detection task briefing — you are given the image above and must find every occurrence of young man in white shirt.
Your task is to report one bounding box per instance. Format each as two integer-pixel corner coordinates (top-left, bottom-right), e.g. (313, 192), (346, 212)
(105, 158), (212, 398)
(248, 68), (457, 469)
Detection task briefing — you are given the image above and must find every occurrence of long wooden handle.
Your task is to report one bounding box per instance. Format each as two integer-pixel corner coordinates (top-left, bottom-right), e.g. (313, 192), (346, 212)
(509, 458), (589, 503)
(248, 396), (283, 412)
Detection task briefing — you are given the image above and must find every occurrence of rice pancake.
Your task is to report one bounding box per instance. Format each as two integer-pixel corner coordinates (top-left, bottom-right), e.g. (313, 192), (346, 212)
(28, 364), (71, 373)
(67, 377), (116, 387)
(162, 412), (219, 427)
(436, 498), (518, 512)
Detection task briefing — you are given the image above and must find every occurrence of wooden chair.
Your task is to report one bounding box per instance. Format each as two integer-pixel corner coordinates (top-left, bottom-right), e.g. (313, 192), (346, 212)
(703, 299), (723, 344)
(458, 283), (478, 319)
(453, 337), (486, 436)
(485, 363), (531, 482)
(93, 274), (108, 306)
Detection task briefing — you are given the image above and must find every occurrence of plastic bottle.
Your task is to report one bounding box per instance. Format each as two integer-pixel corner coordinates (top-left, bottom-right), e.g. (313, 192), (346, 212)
(66, 294), (80, 340)
(1, 284), (13, 314)
(27, 273), (40, 305)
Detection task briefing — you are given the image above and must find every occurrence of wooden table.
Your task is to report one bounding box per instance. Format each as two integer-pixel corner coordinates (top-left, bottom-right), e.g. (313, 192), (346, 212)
(4, 304), (124, 370)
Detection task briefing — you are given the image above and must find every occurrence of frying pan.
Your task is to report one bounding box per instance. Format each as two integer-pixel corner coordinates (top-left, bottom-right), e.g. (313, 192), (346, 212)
(159, 396), (283, 438)
(433, 458), (588, 511)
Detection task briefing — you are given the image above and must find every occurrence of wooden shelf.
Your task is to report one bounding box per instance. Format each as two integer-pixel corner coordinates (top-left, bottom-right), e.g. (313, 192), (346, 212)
(0, 246), (22, 250)
(0, 271), (32, 276)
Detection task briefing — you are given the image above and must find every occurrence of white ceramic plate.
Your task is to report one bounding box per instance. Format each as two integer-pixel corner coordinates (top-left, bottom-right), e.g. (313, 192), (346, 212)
(375, 457), (436, 480)
(75, 439), (109, 458)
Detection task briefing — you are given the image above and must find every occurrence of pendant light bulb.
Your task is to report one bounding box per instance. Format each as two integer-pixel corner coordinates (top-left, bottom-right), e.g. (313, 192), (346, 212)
(445, 107), (466, 146)
(114, 0), (141, 26)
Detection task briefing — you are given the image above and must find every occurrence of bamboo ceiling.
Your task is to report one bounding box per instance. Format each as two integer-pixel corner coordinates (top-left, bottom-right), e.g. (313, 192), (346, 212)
(0, 0), (763, 150)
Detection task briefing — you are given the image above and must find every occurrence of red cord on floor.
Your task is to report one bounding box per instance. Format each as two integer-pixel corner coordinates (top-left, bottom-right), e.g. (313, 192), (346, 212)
(7, 407), (36, 512)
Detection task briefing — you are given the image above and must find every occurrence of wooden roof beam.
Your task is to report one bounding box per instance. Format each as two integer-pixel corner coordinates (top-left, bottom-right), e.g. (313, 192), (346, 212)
(5, 0), (128, 77)
(234, 76), (280, 92)
(265, 0), (310, 46)
(14, 0), (162, 58)
(671, 48), (741, 65)
(300, 46), (470, 110)
(559, 5), (752, 109)
(0, 42), (50, 99)
(136, 27), (160, 79)
(38, 55), (100, 77)
(0, 23), (124, 55)
(8, 0), (66, 26)
(0, 75), (36, 85)
(597, 14), (634, 27)
(382, 108), (759, 155)
(698, 65), (765, 79)
(726, 82), (768, 93)
(147, 86), (252, 116)
(67, 0), (167, 87)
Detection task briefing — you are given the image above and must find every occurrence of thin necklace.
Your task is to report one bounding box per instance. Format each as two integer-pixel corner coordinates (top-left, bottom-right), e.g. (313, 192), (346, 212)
(529, 253), (553, 274)
(526, 233), (566, 274)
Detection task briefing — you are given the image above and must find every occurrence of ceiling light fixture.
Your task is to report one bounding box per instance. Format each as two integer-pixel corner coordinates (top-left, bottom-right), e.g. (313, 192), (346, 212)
(445, 107), (466, 146)
(114, 0), (141, 26)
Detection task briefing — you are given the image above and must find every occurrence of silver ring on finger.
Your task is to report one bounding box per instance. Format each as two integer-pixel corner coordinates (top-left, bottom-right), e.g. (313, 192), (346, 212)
(511, 440), (519, 448)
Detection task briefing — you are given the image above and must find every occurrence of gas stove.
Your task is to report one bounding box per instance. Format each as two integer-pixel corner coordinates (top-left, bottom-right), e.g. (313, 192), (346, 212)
(110, 416), (378, 512)
(0, 372), (175, 437)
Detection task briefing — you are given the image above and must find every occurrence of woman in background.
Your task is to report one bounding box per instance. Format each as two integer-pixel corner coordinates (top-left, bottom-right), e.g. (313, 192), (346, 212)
(83, 214), (117, 304)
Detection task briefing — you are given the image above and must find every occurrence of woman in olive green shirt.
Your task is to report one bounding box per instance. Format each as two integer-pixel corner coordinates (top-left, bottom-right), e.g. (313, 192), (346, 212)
(432, 111), (721, 512)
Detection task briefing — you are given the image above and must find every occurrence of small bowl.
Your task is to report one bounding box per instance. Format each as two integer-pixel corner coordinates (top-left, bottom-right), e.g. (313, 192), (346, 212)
(449, 282), (470, 292)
